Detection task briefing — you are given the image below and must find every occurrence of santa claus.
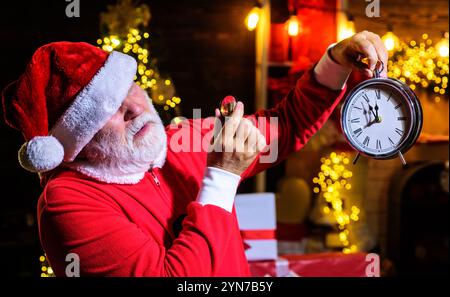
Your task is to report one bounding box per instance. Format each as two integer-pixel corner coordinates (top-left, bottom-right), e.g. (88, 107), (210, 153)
(1, 31), (387, 276)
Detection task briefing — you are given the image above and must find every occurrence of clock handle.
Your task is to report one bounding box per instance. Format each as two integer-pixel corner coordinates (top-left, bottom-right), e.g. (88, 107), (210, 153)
(373, 60), (384, 78)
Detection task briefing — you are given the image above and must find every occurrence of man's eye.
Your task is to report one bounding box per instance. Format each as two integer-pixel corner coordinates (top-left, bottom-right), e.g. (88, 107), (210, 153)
(118, 105), (127, 114)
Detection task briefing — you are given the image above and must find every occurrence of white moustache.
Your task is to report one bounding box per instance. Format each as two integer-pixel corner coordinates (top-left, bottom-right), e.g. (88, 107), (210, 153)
(128, 113), (156, 136)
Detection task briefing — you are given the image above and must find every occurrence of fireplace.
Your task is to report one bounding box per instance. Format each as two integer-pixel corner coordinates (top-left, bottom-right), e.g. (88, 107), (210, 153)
(386, 160), (449, 276)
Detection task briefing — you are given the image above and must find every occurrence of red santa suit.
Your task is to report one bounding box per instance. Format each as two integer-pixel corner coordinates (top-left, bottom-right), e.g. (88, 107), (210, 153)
(2, 42), (352, 276)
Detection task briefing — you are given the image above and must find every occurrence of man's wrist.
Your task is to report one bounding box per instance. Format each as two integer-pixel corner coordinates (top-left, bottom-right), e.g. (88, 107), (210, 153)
(195, 167), (241, 213)
(314, 44), (352, 91)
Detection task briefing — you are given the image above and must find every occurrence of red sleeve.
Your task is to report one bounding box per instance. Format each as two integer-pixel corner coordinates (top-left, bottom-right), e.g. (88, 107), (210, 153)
(240, 66), (347, 180)
(38, 183), (248, 277)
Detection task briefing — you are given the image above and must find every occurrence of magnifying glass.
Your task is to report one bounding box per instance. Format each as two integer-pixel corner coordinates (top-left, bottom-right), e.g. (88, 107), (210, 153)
(219, 95), (237, 118)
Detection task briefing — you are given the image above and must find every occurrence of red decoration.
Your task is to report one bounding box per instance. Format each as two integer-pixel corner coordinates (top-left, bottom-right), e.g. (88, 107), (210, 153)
(270, 0), (337, 70)
(241, 229), (276, 241)
(276, 222), (307, 241)
(270, 24), (289, 62)
(292, 0), (337, 63)
(249, 252), (380, 277)
(241, 229), (276, 251)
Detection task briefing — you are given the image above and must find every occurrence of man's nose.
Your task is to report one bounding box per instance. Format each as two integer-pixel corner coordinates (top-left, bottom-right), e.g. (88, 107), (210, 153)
(124, 102), (145, 121)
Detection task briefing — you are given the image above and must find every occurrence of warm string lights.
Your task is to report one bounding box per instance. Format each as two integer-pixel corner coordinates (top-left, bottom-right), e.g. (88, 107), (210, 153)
(245, 2), (300, 36)
(312, 152), (360, 254)
(39, 254), (55, 277)
(384, 32), (449, 103)
(97, 28), (181, 111)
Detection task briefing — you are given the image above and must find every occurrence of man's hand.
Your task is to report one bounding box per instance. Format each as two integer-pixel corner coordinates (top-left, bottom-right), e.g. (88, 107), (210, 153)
(207, 101), (266, 176)
(330, 30), (388, 78)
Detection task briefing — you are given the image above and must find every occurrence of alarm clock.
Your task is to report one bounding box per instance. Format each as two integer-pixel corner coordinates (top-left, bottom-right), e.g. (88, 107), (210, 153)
(341, 61), (423, 165)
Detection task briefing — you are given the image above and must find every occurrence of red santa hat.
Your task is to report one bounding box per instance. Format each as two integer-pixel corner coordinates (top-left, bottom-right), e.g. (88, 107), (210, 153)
(2, 41), (137, 173)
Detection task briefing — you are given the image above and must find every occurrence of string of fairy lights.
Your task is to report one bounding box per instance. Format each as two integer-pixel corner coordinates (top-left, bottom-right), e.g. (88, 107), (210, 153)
(39, 254), (55, 277)
(97, 28), (181, 111)
(384, 32), (449, 103)
(312, 152), (361, 254)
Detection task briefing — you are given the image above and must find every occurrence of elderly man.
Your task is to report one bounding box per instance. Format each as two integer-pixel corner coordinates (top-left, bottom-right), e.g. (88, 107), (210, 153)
(1, 31), (387, 276)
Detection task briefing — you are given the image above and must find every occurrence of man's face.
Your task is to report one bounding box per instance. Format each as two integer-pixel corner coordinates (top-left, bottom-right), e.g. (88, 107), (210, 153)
(79, 83), (167, 174)
(103, 83), (154, 145)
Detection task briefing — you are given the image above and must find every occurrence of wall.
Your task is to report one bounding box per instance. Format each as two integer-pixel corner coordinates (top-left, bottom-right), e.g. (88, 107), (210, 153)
(348, 0), (449, 41)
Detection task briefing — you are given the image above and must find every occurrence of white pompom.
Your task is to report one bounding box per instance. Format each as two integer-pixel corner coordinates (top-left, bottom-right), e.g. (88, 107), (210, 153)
(18, 136), (64, 173)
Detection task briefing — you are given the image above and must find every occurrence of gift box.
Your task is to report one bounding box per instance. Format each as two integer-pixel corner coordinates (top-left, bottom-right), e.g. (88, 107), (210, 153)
(235, 193), (278, 261)
(248, 252), (380, 277)
(276, 222), (309, 254)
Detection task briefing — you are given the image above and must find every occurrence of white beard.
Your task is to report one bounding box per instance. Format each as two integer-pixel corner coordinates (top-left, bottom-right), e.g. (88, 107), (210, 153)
(66, 102), (167, 184)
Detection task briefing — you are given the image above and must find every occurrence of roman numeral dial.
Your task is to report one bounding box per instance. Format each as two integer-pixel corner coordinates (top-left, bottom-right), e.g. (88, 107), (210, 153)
(376, 139), (382, 150)
(363, 136), (370, 147)
(343, 84), (416, 158)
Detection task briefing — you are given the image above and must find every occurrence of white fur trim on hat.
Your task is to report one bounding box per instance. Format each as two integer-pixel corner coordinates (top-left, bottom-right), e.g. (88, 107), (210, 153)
(50, 51), (137, 164)
(18, 136), (64, 173)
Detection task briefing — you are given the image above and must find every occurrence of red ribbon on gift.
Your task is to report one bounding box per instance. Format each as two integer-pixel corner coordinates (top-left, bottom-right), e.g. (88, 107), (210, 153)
(240, 229), (276, 250)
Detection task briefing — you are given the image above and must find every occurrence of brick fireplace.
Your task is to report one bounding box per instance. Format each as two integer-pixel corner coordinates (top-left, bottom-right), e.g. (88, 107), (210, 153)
(364, 141), (449, 259)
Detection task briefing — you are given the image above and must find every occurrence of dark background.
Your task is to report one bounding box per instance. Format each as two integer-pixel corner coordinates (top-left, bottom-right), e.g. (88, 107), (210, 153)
(0, 0), (290, 276)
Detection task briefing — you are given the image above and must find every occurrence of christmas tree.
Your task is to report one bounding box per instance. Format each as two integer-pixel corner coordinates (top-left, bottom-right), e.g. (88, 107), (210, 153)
(97, 0), (181, 123)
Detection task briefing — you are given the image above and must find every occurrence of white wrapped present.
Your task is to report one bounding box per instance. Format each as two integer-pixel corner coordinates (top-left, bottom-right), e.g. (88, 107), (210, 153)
(235, 193), (278, 261)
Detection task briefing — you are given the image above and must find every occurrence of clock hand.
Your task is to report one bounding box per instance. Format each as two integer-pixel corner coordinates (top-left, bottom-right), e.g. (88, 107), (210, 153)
(364, 119), (376, 128)
(368, 104), (377, 119)
(361, 102), (371, 123)
(374, 102), (380, 122)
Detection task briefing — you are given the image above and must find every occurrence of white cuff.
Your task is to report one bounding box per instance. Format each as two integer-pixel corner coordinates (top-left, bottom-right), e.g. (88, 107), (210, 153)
(314, 44), (352, 91)
(196, 167), (241, 213)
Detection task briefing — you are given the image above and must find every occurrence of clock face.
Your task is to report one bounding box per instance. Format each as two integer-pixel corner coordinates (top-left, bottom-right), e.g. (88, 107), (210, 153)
(341, 79), (422, 159)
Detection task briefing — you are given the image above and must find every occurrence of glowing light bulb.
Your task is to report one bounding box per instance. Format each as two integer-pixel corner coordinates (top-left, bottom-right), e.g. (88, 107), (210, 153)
(245, 7), (261, 31)
(110, 36), (120, 47)
(338, 18), (355, 41)
(382, 31), (400, 51)
(436, 33), (449, 57)
(286, 15), (300, 37)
